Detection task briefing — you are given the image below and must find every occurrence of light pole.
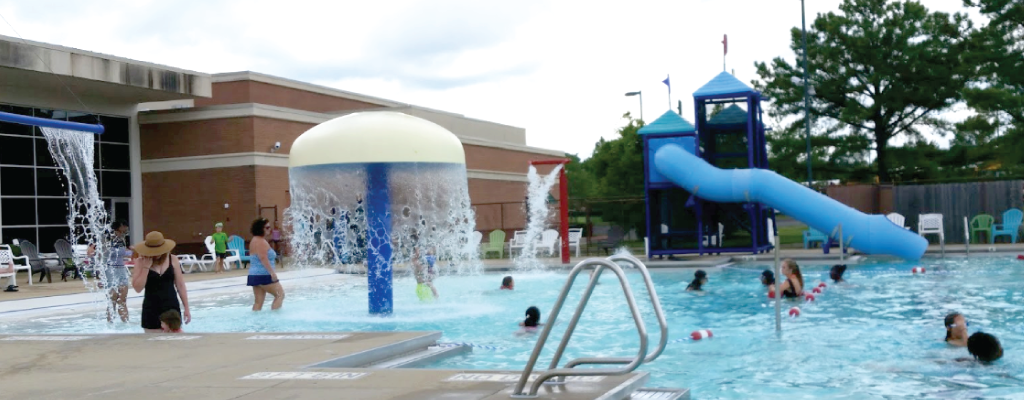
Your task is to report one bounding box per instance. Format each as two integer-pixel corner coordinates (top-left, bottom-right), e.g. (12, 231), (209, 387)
(801, 0), (812, 187)
(625, 91), (643, 122)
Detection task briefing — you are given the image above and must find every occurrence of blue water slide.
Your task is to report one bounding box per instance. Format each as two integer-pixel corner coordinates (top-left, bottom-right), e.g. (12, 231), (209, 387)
(653, 144), (928, 260)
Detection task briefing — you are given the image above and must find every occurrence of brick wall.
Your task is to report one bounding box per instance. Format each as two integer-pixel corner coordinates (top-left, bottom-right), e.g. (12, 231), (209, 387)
(142, 166), (257, 255)
(465, 144), (563, 174)
(141, 118), (254, 159)
(195, 80), (384, 113)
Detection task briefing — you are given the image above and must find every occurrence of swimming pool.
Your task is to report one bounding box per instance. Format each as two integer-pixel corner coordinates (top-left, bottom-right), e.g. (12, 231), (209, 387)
(2, 256), (1022, 398)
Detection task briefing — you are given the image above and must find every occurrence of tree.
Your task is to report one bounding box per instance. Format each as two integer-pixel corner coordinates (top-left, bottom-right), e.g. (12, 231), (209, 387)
(583, 113), (646, 234)
(961, 0), (1024, 172)
(754, 0), (973, 182)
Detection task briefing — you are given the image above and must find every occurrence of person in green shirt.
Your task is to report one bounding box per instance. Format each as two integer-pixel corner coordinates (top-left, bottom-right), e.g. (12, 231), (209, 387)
(212, 222), (229, 274)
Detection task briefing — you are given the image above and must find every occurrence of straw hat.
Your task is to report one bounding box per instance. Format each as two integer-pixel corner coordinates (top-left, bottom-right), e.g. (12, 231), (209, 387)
(133, 231), (176, 256)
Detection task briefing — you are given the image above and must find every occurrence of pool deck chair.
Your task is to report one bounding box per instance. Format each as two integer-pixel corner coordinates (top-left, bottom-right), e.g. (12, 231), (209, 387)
(539, 229), (560, 256)
(483, 230), (505, 259)
(886, 213), (909, 229)
(918, 214), (945, 246)
(0, 245), (30, 286)
(803, 228), (828, 249)
(177, 254), (207, 273)
(567, 228), (583, 257)
(508, 230), (528, 258)
(992, 208), (1023, 244)
(470, 231), (483, 255)
(202, 236), (241, 270)
(596, 226), (625, 255)
(0, 248), (17, 288)
(970, 214), (994, 244)
(227, 235), (250, 268)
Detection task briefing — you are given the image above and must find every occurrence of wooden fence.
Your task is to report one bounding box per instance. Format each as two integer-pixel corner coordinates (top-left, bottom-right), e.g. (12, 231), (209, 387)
(892, 180), (1024, 244)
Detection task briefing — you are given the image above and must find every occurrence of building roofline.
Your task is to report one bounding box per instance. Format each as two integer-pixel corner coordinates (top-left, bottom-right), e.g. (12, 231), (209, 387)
(212, 71), (407, 108)
(0, 34), (211, 78)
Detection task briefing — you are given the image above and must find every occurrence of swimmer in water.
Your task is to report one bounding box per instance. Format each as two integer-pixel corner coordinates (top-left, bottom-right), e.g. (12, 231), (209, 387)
(830, 264), (847, 283)
(777, 259), (804, 299)
(500, 276), (514, 290)
(685, 270), (708, 292)
(966, 332), (1003, 363)
(517, 306), (543, 335)
(411, 236), (438, 302)
(944, 312), (968, 347)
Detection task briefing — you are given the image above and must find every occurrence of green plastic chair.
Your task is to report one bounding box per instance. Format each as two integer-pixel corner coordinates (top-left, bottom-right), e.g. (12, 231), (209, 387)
(482, 230), (506, 259)
(970, 214), (994, 244)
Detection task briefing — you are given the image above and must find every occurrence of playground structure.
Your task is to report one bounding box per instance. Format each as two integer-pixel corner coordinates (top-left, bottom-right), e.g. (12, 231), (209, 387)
(643, 72), (928, 260)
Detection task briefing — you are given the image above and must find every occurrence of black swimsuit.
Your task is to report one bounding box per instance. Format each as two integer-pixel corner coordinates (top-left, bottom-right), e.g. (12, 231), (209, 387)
(141, 264), (180, 330)
(781, 280), (801, 298)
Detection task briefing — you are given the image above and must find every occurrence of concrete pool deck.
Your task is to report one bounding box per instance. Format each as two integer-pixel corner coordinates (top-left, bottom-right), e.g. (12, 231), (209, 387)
(0, 331), (656, 400)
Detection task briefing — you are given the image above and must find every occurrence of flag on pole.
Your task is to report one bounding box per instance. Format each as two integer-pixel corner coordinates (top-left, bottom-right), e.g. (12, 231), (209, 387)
(663, 75), (671, 109)
(722, 34), (728, 55)
(662, 75), (670, 90)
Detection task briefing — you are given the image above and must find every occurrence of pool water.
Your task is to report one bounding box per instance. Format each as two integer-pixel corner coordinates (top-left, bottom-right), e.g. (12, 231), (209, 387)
(3, 257), (1024, 398)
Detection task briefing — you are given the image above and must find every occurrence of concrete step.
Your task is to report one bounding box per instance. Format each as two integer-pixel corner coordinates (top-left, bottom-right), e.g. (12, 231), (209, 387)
(628, 387), (690, 400)
(309, 331), (443, 368)
(365, 345), (470, 369)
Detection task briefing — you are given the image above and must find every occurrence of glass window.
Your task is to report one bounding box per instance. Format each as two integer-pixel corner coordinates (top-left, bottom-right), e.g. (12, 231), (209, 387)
(1, 198), (36, 226)
(0, 167), (35, 196)
(36, 168), (66, 197)
(3, 227), (36, 247)
(0, 105), (33, 136)
(100, 143), (130, 170)
(101, 171), (131, 198)
(37, 198), (70, 225)
(35, 138), (57, 168)
(0, 135), (35, 166)
(38, 227), (70, 252)
(94, 141), (100, 170)
(99, 116), (130, 144)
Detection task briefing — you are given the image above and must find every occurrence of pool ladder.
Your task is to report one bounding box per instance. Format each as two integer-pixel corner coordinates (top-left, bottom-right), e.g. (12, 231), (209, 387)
(511, 254), (668, 398)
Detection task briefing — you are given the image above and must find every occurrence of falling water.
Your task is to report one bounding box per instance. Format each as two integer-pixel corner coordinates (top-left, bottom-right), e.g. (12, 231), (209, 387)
(41, 128), (113, 299)
(286, 163), (480, 277)
(514, 164), (563, 271)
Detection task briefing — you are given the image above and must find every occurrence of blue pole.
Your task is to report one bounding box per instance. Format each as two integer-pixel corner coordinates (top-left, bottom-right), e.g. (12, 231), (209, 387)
(366, 164), (393, 315)
(0, 110), (104, 134)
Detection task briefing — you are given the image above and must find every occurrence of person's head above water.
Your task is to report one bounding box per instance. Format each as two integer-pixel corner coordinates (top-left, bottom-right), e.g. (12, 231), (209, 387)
(782, 259), (804, 287)
(524, 306), (541, 327)
(760, 270), (775, 286)
(945, 312), (968, 343)
(830, 264), (847, 283)
(501, 276), (514, 290)
(967, 332), (1003, 362)
(687, 270), (708, 291)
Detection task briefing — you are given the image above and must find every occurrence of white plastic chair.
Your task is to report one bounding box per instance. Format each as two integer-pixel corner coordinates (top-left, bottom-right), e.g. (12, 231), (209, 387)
(539, 229), (560, 256)
(177, 254), (206, 273)
(918, 213), (945, 246)
(508, 230), (528, 258)
(0, 248), (17, 287)
(201, 236), (239, 270)
(887, 213), (909, 229)
(567, 228), (583, 257)
(1, 244), (31, 285)
(470, 231), (483, 255)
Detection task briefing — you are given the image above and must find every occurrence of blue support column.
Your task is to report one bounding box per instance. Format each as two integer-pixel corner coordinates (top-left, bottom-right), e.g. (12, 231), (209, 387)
(366, 164), (393, 315)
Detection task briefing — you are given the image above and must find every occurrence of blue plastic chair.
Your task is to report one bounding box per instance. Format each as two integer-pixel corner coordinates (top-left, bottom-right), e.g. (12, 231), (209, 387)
(227, 235), (250, 267)
(991, 208), (1023, 244)
(803, 228), (827, 249)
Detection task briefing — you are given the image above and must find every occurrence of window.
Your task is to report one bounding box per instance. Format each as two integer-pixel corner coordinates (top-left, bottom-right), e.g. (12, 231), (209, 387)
(0, 103), (133, 247)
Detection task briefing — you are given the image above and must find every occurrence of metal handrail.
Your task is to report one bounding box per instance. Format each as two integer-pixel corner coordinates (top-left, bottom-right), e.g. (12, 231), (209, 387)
(964, 216), (970, 257)
(511, 258), (649, 398)
(557, 254), (668, 372)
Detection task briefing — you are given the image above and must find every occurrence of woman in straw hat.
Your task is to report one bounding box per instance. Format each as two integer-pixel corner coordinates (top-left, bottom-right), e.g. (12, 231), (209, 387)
(131, 231), (191, 332)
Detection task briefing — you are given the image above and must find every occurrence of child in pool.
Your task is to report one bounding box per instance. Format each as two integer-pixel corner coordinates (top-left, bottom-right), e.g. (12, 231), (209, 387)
(159, 309), (184, 333)
(685, 270), (708, 292)
(516, 306), (543, 335)
(412, 239), (439, 302)
(500, 276), (514, 290)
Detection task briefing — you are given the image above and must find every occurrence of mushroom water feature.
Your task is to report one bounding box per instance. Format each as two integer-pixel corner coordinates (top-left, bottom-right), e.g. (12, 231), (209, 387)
(286, 112), (479, 315)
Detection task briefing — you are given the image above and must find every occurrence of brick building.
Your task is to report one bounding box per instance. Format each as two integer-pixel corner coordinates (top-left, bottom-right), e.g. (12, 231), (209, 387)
(0, 36), (565, 253)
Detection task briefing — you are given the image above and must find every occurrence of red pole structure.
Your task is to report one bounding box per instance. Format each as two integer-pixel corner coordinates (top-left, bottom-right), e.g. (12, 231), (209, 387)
(530, 159), (571, 265)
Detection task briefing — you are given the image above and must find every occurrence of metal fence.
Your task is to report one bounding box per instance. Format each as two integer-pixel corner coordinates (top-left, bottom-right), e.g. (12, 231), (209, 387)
(893, 180), (1024, 243)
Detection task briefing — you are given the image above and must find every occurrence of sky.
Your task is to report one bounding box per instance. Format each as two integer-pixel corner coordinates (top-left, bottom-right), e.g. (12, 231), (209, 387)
(0, 0), (984, 158)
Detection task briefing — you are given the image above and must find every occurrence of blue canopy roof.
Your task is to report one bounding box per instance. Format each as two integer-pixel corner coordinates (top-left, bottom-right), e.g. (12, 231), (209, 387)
(638, 110), (695, 135)
(708, 105), (748, 126)
(694, 71), (755, 97)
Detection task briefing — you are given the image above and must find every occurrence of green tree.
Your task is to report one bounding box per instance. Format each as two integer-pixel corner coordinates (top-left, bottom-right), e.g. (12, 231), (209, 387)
(583, 113), (646, 233)
(754, 0), (973, 182)
(961, 0), (1024, 172)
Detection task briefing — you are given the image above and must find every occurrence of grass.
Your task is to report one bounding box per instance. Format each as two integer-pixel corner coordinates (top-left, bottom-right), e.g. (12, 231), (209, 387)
(777, 225), (806, 246)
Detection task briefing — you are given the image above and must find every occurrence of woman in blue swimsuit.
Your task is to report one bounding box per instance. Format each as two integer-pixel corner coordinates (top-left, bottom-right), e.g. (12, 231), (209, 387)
(248, 218), (285, 310)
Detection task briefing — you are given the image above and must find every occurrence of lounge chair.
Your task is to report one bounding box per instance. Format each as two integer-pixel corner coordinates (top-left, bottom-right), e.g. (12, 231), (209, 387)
(538, 229), (560, 256)
(18, 241), (57, 283)
(803, 228), (828, 249)
(508, 230), (528, 258)
(970, 214), (994, 244)
(228, 235), (250, 268)
(918, 213), (945, 246)
(201, 236), (241, 270)
(0, 244), (31, 286)
(567, 228), (583, 257)
(54, 239), (81, 281)
(482, 230), (505, 259)
(886, 213), (909, 229)
(596, 226), (625, 255)
(992, 208), (1023, 244)
(0, 248), (17, 288)
(470, 231), (483, 255)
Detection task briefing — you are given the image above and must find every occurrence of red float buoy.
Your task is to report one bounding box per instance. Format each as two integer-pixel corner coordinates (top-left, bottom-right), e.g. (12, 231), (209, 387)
(805, 293), (816, 302)
(768, 290), (776, 299)
(812, 287), (822, 294)
(818, 282), (827, 288)
(912, 267), (926, 274)
(789, 307), (801, 317)
(690, 329), (713, 340)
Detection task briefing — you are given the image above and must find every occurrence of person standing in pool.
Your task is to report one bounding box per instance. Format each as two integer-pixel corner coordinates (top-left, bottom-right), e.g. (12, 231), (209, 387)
(248, 218), (285, 310)
(777, 259), (804, 298)
(130, 231), (190, 333)
(88, 220), (133, 323)
(685, 270), (708, 291)
(944, 312), (969, 347)
(412, 235), (438, 302)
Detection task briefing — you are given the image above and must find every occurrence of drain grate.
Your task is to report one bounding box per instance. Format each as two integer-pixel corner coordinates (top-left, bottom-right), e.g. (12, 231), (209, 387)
(629, 388), (689, 400)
